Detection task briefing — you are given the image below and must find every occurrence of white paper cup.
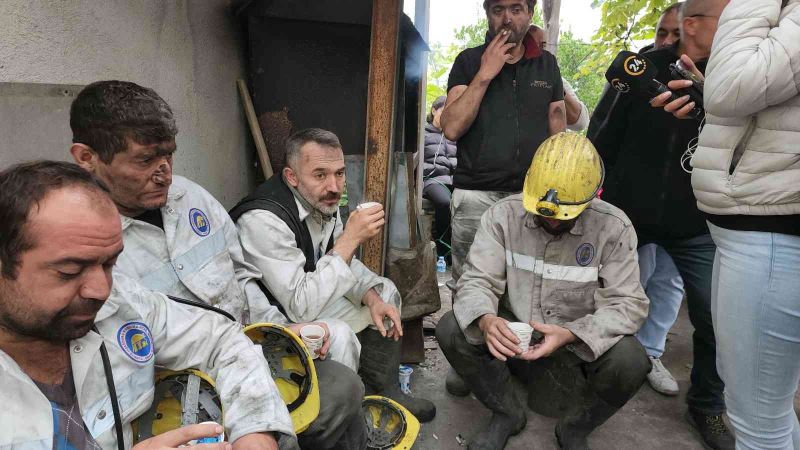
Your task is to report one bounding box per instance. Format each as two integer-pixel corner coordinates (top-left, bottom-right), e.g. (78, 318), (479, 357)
(356, 201), (381, 210)
(300, 324), (326, 359)
(507, 322), (533, 352)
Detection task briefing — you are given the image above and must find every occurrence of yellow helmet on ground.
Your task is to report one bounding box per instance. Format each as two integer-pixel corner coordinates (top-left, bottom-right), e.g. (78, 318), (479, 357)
(243, 323), (320, 433)
(134, 369), (223, 442)
(523, 132), (604, 220)
(363, 395), (420, 450)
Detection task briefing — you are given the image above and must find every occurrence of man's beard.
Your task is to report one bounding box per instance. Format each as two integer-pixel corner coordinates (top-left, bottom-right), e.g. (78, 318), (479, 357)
(537, 217), (576, 236)
(489, 24), (528, 44)
(296, 184), (340, 218)
(0, 282), (103, 342)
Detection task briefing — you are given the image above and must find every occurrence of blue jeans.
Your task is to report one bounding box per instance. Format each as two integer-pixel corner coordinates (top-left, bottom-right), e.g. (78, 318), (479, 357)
(709, 222), (800, 449)
(651, 233), (725, 415)
(636, 244), (685, 358)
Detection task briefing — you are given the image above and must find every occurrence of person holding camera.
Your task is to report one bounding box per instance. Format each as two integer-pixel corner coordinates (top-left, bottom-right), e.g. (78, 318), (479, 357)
(587, 1), (734, 449)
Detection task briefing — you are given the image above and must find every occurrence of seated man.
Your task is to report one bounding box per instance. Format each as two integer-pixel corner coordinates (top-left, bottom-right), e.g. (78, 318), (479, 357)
(231, 128), (435, 423)
(0, 161), (296, 449)
(436, 133), (650, 450)
(67, 81), (365, 449)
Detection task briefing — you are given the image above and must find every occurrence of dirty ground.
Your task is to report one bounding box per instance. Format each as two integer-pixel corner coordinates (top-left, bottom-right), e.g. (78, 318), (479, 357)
(405, 269), (800, 449)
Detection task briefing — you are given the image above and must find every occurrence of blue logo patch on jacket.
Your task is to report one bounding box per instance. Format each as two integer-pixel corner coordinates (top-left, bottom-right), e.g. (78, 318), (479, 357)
(117, 322), (154, 363)
(189, 208), (211, 236)
(576, 243), (595, 267)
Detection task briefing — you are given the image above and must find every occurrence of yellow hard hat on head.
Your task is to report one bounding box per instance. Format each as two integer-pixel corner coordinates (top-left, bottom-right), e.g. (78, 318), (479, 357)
(523, 132), (604, 220)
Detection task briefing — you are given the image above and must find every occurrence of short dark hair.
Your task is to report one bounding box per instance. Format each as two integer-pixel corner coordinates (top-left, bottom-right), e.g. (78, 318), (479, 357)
(427, 96), (447, 124)
(284, 128), (342, 169)
(483, 0), (536, 13)
(70, 80), (178, 163)
(662, 2), (683, 17)
(0, 160), (111, 279)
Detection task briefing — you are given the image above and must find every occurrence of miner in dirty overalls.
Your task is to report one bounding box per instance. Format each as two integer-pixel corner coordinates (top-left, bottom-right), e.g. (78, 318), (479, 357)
(436, 133), (651, 450)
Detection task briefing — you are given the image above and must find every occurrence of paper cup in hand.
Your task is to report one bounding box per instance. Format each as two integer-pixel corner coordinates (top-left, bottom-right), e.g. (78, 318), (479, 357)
(507, 322), (533, 353)
(356, 201), (381, 211)
(300, 324), (326, 359)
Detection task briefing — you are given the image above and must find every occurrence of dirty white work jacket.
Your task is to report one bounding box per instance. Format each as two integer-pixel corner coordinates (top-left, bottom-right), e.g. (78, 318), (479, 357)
(454, 195), (649, 362)
(235, 199), (402, 333)
(114, 176), (361, 370)
(114, 176), (286, 325)
(692, 0), (800, 215)
(0, 274), (295, 450)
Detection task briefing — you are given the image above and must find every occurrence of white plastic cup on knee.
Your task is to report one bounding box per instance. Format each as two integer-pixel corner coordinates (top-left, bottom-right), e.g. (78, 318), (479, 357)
(507, 322), (533, 354)
(300, 324), (326, 359)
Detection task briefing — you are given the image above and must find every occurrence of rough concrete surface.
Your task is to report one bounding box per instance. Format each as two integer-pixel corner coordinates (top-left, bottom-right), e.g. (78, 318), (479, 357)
(407, 270), (715, 450)
(0, 1), (257, 207)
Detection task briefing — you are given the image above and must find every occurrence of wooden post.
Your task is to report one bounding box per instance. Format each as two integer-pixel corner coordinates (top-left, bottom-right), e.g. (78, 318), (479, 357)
(542, 0), (561, 55)
(363, 0), (402, 275)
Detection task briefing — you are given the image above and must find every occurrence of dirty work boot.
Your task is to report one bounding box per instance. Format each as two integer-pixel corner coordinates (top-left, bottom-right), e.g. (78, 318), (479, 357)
(358, 329), (436, 422)
(555, 397), (620, 450)
(469, 412), (527, 450)
(685, 409), (735, 450)
(647, 356), (679, 396)
(446, 367), (471, 397)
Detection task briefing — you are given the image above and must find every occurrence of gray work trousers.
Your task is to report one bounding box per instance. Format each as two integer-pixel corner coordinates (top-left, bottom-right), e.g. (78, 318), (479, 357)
(450, 189), (516, 283)
(436, 311), (650, 415)
(298, 359), (367, 450)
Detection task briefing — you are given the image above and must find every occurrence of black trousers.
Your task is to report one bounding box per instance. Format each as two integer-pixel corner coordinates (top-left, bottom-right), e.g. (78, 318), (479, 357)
(436, 311), (650, 414)
(298, 359), (367, 450)
(423, 182), (453, 258)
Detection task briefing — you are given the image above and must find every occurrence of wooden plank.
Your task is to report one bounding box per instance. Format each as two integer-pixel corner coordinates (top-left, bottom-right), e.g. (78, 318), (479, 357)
(237, 79), (274, 180)
(362, 0), (402, 275)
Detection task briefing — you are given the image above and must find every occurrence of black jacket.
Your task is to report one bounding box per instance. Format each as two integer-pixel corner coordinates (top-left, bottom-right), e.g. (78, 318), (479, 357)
(447, 40), (563, 192)
(422, 123), (457, 188)
(588, 43), (708, 244)
(229, 176), (333, 307)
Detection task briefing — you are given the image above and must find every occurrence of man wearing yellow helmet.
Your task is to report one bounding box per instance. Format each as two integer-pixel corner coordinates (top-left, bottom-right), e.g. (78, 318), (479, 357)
(437, 133), (651, 450)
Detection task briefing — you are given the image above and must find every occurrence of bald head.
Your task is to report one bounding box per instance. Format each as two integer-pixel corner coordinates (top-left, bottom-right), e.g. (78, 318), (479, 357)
(680, 0), (730, 57)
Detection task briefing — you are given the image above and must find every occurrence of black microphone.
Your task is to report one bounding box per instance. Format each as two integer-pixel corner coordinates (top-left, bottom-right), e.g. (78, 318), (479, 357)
(605, 50), (703, 119)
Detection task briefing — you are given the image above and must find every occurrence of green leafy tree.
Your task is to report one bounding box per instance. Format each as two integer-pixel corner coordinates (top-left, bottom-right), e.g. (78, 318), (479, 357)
(586, 0), (671, 75)
(557, 30), (606, 114)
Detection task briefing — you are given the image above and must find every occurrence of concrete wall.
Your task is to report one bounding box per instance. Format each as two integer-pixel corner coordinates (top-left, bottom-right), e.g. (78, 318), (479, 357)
(0, 0), (256, 207)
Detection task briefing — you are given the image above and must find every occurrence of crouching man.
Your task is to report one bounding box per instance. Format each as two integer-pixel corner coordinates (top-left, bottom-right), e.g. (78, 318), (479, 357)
(231, 128), (436, 423)
(0, 161), (295, 449)
(436, 133), (650, 450)
(67, 81), (365, 449)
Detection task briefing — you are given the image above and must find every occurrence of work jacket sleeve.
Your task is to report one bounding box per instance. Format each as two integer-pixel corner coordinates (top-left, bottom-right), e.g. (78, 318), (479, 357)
(452, 207), (508, 345)
(236, 210), (360, 323)
(131, 281), (296, 444)
(562, 223), (649, 361)
(704, 0), (800, 118)
(220, 206), (287, 325)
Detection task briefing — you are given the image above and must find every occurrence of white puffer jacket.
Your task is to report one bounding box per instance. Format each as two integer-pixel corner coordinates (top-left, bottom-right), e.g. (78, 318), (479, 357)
(691, 0), (800, 216)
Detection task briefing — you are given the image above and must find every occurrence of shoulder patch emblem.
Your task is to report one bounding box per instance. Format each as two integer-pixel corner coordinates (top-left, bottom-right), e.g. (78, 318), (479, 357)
(189, 208), (210, 236)
(117, 321), (154, 363)
(576, 243), (595, 267)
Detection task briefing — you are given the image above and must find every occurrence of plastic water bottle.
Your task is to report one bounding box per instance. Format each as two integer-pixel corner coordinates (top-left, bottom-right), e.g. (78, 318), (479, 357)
(436, 256), (447, 273)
